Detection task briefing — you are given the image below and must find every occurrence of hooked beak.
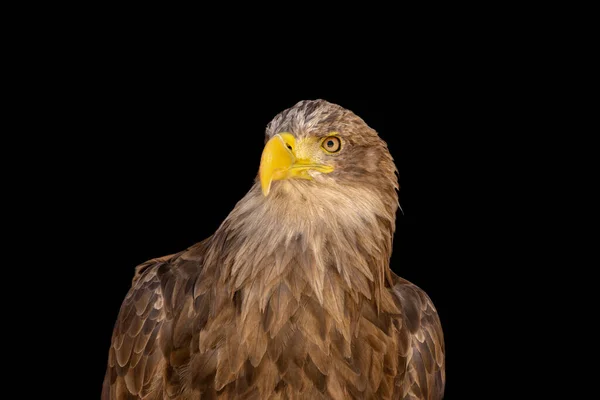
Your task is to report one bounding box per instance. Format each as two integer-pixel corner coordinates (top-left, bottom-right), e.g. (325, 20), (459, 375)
(259, 133), (333, 196)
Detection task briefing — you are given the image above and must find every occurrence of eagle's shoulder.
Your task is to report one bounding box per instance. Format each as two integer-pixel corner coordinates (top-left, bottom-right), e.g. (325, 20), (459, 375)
(102, 241), (210, 399)
(388, 275), (446, 399)
(132, 253), (178, 283)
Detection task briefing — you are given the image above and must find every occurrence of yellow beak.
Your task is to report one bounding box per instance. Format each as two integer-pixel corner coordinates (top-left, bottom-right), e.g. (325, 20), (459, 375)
(259, 133), (333, 196)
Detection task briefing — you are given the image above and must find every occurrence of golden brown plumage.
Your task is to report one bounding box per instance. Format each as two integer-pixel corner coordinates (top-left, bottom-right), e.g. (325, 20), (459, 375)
(102, 100), (445, 399)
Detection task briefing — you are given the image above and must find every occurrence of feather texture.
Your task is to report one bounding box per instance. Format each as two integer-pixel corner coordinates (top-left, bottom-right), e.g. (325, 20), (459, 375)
(102, 100), (444, 399)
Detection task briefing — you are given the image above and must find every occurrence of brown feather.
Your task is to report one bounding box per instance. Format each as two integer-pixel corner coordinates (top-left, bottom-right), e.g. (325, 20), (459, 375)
(326, 370), (346, 400)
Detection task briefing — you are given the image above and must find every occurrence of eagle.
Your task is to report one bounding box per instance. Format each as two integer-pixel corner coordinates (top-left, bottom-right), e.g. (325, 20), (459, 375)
(102, 99), (445, 399)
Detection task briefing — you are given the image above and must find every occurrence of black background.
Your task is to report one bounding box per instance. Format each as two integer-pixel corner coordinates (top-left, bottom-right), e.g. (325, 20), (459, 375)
(11, 4), (570, 396)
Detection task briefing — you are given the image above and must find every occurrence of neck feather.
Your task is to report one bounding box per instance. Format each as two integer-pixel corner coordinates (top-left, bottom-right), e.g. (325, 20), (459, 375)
(205, 180), (397, 312)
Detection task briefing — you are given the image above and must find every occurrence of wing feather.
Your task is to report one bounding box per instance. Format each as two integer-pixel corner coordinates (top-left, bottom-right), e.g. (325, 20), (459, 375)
(102, 256), (173, 399)
(391, 277), (445, 400)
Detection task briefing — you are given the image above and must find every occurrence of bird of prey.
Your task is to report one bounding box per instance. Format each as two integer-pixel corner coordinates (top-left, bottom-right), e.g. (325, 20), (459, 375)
(102, 99), (445, 399)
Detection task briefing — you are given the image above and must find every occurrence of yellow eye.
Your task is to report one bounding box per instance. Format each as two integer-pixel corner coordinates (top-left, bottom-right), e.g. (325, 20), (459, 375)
(321, 136), (341, 153)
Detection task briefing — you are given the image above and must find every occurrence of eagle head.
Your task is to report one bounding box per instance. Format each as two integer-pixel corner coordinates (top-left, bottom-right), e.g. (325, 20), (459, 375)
(258, 100), (398, 224)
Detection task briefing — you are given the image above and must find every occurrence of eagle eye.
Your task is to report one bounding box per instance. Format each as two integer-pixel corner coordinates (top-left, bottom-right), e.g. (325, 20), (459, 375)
(321, 136), (341, 153)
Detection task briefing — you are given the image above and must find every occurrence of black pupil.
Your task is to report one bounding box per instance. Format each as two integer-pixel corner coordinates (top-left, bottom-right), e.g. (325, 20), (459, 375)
(286, 144), (292, 150)
(327, 140), (335, 148)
